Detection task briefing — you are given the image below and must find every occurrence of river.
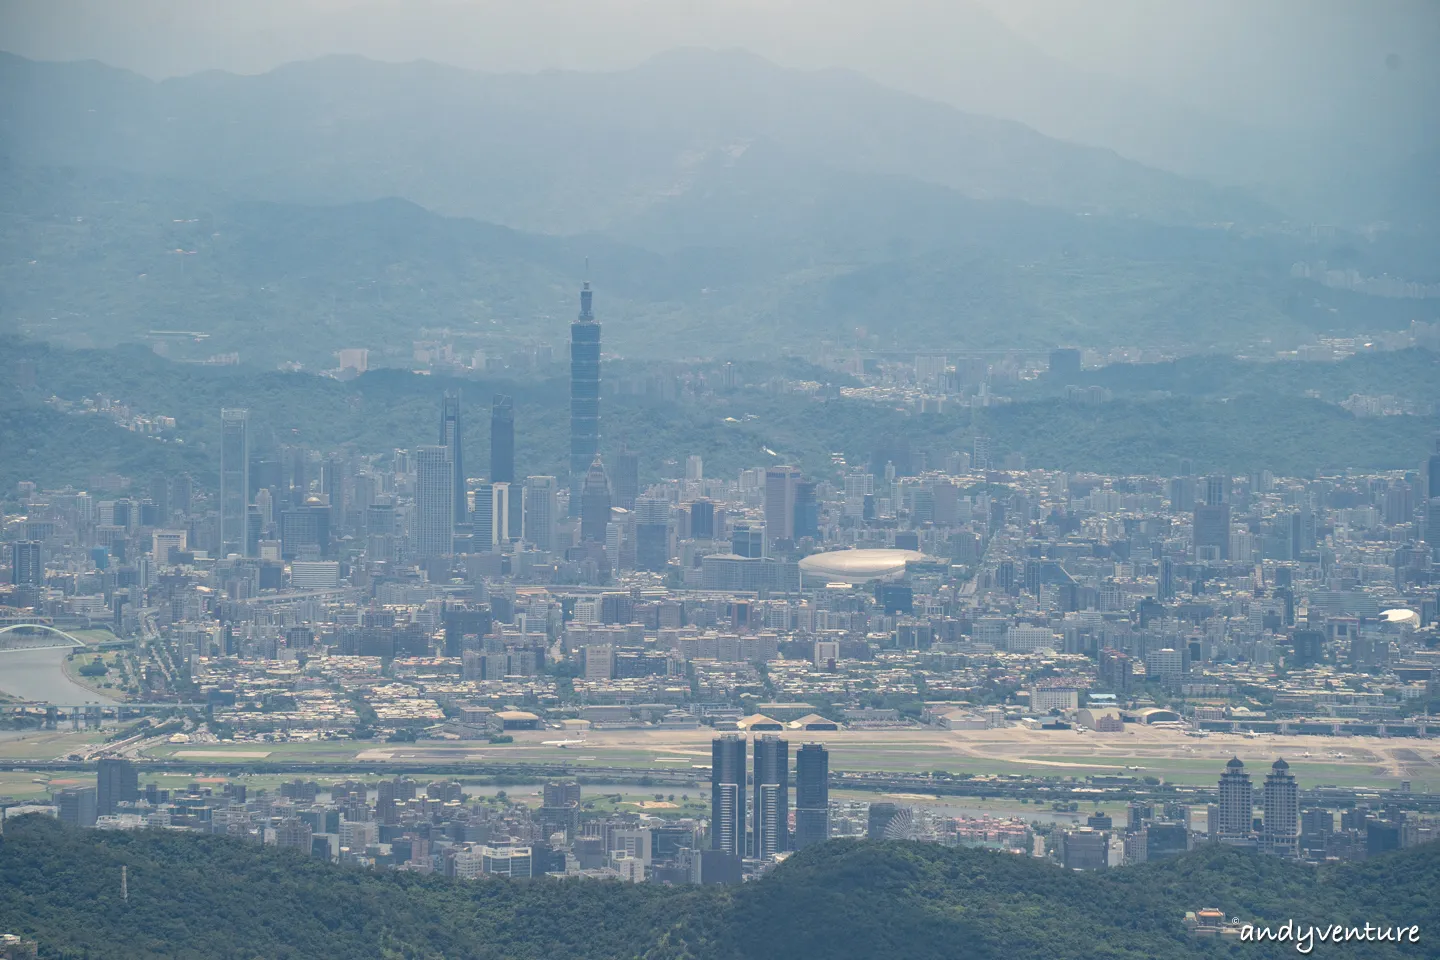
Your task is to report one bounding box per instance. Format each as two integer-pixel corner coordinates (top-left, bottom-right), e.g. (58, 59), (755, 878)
(0, 647), (117, 704)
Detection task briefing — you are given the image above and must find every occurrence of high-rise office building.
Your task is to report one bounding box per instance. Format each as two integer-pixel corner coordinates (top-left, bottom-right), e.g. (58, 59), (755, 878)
(580, 457), (612, 543)
(570, 279), (601, 513)
(634, 496), (670, 572)
(689, 500), (716, 540)
(1262, 759), (1299, 858)
(473, 482), (511, 550)
(279, 502), (331, 560)
(1217, 757), (1253, 839)
(794, 743), (830, 849)
(613, 449), (640, 512)
(1426, 435), (1440, 556)
(793, 481), (818, 541)
(752, 735), (789, 858)
(96, 758), (138, 816)
(490, 395), (523, 538)
(219, 408), (250, 557)
(1193, 503), (1232, 561)
(57, 786), (97, 827)
(711, 735), (746, 857)
(523, 476), (558, 551)
(1203, 474), (1229, 507)
(10, 541), (41, 586)
(972, 435), (992, 472)
(490, 395), (514, 484)
(440, 392), (466, 526)
(543, 781), (582, 809)
(413, 445), (455, 559)
(1158, 557), (1175, 600)
(731, 522), (766, 559)
(764, 466), (801, 546)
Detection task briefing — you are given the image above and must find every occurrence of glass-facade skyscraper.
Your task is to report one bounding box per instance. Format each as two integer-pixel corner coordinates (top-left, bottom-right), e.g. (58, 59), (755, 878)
(794, 743), (830, 849)
(711, 735), (746, 857)
(569, 280), (601, 514)
(491, 394), (514, 484)
(219, 408), (249, 557)
(413, 445), (454, 559)
(440, 391), (466, 526)
(580, 457), (612, 544)
(752, 735), (789, 857)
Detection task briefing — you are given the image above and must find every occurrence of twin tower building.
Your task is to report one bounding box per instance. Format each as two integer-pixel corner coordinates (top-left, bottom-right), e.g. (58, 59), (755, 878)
(711, 736), (830, 860)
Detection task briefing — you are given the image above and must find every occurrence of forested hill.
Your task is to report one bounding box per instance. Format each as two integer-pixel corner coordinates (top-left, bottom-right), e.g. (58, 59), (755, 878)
(0, 816), (1434, 959)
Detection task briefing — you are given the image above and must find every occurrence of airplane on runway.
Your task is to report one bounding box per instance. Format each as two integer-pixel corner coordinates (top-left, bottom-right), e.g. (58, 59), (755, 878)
(541, 738), (588, 748)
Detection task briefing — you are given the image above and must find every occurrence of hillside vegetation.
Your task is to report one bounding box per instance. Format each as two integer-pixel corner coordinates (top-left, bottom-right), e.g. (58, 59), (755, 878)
(4, 339), (1437, 496)
(0, 816), (1433, 959)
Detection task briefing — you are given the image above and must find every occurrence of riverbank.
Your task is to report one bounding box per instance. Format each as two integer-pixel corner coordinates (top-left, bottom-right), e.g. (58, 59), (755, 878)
(0, 647), (118, 705)
(60, 649), (131, 702)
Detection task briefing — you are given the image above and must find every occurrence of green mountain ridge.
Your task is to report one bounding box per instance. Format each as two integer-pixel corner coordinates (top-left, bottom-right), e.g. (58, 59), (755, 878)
(0, 816), (1432, 959)
(4, 339), (1437, 498)
(2, 163), (1421, 367)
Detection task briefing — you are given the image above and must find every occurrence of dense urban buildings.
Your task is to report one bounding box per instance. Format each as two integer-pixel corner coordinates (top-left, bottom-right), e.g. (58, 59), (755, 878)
(3, 348), (1439, 891)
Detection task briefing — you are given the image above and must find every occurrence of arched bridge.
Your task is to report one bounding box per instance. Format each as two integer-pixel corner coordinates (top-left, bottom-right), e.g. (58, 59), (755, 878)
(0, 623), (87, 650)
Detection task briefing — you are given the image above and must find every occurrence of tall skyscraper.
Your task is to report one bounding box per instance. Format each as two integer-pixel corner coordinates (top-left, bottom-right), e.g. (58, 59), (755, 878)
(473, 482), (510, 549)
(96, 758), (138, 816)
(689, 500), (716, 540)
(1262, 759), (1299, 858)
(731, 522), (766, 559)
(570, 278), (601, 513)
(580, 457), (612, 543)
(523, 476), (558, 551)
(440, 392), (466, 526)
(413, 445), (455, 559)
(764, 466), (801, 546)
(1194, 482), (1232, 562)
(613, 448), (639, 511)
(711, 735), (746, 857)
(1217, 757), (1254, 839)
(633, 496), (670, 572)
(972, 435), (992, 472)
(57, 786), (98, 827)
(219, 408), (250, 557)
(793, 481), (818, 541)
(794, 743), (830, 849)
(753, 735), (789, 857)
(10, 541), (41, 586)
(490, 395), (514, 485)
(1425, 434), (1440, 556)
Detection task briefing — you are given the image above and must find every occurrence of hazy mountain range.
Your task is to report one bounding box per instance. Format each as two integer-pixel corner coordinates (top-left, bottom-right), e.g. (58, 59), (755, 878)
(0, 49), (1433, 364)
(4, 0), (1434, 226)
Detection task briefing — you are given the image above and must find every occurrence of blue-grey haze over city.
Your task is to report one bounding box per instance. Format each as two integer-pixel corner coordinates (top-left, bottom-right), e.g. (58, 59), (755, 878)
(0, 2), (1438, 958)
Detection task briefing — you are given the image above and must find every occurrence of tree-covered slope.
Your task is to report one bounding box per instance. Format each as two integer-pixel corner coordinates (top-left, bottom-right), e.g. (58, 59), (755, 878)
(4, 339), (1437, 497)
(0, 817), (1434, 960)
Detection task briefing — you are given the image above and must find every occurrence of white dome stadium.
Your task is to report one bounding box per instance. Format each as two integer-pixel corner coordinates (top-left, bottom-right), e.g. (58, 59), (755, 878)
(797, 549), (929, 584)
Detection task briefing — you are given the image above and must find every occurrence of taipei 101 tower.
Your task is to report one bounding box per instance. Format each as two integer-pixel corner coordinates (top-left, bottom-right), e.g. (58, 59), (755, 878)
(569, 274), (601, 513)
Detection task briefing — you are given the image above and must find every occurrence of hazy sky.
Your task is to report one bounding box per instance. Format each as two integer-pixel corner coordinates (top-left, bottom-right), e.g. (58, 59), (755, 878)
(1, 0), (1435, 139)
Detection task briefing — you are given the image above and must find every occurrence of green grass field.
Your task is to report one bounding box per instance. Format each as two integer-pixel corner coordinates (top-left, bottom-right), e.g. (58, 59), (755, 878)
(5, 729), (1433, 796)
(0, 731), (106, 760)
